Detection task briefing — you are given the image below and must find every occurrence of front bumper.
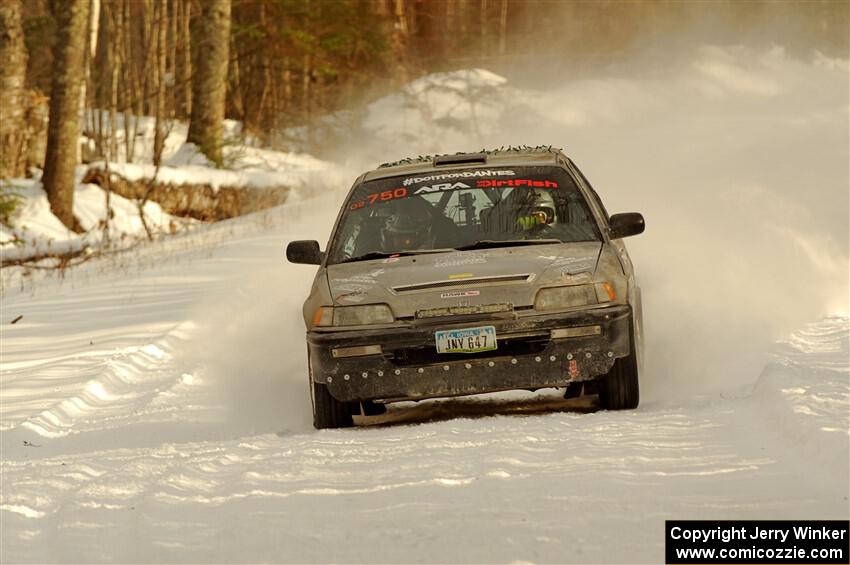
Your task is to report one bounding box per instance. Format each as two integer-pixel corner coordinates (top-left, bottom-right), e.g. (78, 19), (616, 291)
(307, 305), (632, 402)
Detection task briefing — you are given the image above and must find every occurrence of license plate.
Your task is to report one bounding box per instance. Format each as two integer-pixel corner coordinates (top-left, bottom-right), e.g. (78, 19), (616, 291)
(435, 326), (498, 354)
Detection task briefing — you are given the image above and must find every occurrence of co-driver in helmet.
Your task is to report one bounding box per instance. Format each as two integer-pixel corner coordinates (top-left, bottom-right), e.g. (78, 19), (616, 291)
(516, 188), (558, 232)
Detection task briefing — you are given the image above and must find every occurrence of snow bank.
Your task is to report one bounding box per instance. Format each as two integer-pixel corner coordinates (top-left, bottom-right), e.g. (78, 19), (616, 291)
(81, 112), (241, 165)
(97, 142), (332, 192)
(1, 177), (187, 264)
(748, 315), (850, 472)
(2, 118), (348, 270)
(81, 111), (335, 193)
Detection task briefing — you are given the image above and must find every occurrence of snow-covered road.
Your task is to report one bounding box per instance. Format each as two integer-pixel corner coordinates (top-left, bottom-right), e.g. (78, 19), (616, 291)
(2, 196), (847, 563)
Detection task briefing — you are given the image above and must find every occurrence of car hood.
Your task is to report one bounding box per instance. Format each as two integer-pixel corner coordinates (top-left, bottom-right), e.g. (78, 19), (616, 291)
(325, 242), (602, 319)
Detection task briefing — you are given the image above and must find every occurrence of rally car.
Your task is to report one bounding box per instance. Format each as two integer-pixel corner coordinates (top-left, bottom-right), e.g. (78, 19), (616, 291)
(287, 147), (645, 429)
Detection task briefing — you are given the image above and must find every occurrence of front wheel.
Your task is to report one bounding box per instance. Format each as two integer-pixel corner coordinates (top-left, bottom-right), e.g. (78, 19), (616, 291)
(311, 381), (355, 429)
(597, 322), (640, 410)
(308, 348), (354, 429)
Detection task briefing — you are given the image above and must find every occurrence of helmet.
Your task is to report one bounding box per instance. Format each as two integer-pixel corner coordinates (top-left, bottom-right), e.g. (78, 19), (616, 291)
(528, 189), (557, 225)
(382, 210), (432, 251)
(516, 189), (557, 230)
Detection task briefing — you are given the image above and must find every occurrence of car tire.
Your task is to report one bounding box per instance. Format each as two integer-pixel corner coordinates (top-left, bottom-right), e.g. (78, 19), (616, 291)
(308, 349), (354, 429)
(311, 381), (354, 429)
(598, 322), (640, 410)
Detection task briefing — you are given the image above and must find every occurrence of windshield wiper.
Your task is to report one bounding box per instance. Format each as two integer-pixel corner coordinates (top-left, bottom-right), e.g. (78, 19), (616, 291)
(454, 239), (563, 251)
(338, 249), (454, 264)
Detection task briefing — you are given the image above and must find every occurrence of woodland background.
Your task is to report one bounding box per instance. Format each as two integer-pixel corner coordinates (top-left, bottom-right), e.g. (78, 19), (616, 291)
(0, 0), (845, 230)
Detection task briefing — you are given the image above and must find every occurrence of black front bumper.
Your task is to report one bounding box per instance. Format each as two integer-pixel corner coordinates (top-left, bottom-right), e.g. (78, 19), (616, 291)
(307, 305), (632, 402)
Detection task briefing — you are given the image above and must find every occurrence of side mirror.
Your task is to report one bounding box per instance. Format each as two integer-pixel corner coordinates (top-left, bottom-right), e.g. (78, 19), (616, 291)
(286, 240), (323, 265)
(609, 213), (645, 239)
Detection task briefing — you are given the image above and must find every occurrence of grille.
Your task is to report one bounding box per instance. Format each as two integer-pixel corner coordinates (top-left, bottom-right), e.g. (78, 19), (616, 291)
(393, 274), (531, 293)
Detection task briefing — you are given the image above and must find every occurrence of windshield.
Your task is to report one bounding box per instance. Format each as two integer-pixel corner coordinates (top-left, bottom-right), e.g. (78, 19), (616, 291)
(327, 166), (601, 264)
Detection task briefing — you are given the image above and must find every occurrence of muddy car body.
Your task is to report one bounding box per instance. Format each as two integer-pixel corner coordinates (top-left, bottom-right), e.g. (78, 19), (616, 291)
(287, 149), (645, 428)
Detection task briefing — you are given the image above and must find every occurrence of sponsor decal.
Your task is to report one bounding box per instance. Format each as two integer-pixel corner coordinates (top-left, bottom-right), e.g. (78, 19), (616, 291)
(542, 255), (597, 275)
(448, 272), (474, 279)
(333, 275), (378, 286)
(349, 174), (555, 209)
(569, 359), (578, 377)
(332, 271), (383, 293)
(402, 169), (515, 187)
(350, 187), (408, 210)
(434, 252), (487, 268)
(559, 272), (592, 284)
(413, 181), (470, 195)
(334, 284), (369, 293)
(476, 179), (558, 188)
(440, 290), (481, 299)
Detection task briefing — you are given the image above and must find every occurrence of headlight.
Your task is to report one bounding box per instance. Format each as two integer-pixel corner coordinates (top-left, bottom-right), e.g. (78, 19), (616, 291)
(534, 282), (618, 311)
(312, 304), (395, 327)
(534, 285), (597, 311)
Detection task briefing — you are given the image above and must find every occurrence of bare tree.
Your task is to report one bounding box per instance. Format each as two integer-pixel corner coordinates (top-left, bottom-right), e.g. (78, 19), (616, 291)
(152, 0), (168, 165)
(479, 0), (488, 58)
(187, 0), (231, 166)
(43, 0), (91, 230)
(392, 0), (409, 81)
(79, 0), (99, 162)
(104, 0), (122, 161)
(177, 0), (192, 119)
(0, 0), (28, 178)
(498, 0), (508, 55)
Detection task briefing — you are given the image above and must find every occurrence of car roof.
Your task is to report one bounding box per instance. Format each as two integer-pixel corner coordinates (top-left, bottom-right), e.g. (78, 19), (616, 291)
(360, 147), (568, 183)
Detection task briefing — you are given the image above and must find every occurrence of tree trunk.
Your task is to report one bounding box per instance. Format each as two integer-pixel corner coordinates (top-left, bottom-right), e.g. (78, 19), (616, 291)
(391, 0), (409, 80)
(444, 0), (456, 58)
(498, 0), (507, 55)
(152, 0), (167, 166)
(177, 0), (192, 119)
(43, 0), (91, 231)
(122, 0), (137, 162)
(168, 0), (177, 117)
(0, 0), (28, 179)
(140, 0), (153, 116)
(187, 0), (230, 167)
(282, 57), (292, 115)
(479, 0), (488, 59)
(106, 0), (122, 161)
(227, 32), (244, 123)
(79, 0), (99, 163)
(302, 52), (311, 122)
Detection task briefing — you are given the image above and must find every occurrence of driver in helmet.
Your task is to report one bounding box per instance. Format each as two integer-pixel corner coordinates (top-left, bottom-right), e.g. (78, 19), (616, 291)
(516, 189), (558, 231)
(381, 208), (435, 252)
